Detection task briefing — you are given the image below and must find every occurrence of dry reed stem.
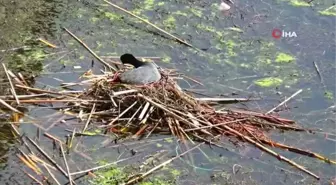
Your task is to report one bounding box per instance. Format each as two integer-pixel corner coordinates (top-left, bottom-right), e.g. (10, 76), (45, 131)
(138, 93), (212, 136)
(7, 70), (25, 86)
(138, 102), (150, 120)
(17, 154), (41, 175)
(221, 124), (320, 180)
(103, 0), (194, 48)
(17, 72), (29, 86)
(185, 118), (248, 132)
(38, 38), (58, 48)
(59, 143), (73, 185)
(108, 101), (137, 126)
(62, 27), (117, 71)
(2, 63), (19, 104)
(266, 89), (302, 114)
(0, 98), (22, 113)
(261, 139), (336, 164)
(43, 163), (61, 185)
(0, 93), (49, 99)
(82, 103), (96, 132)
(26, 137), (70, 179)
(22, 169), (43, 185)
(69, 156), (135, 176)
(125, 143), (202, 185)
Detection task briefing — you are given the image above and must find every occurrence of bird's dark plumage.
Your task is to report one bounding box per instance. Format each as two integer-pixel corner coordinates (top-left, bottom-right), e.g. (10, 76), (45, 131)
(118, 53), (161, 85)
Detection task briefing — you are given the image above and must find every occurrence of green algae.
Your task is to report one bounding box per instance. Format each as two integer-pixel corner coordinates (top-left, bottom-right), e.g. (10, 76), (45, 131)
(170, 169), (181, 177)
(91, 165), (127, 185)
(173, 10), (188, 17)
(139, 179), (172, 185)
(90, 17), (99, 23)
(319, 5), (336, 16)
(157, 2), (165, 6)
(163, 15), (176, 29)
(225, 39), (237, 57)
(190, 8), (203, 17)
(319, 10), (336, 16)
(196, 23), (225, 39)
(104, 11), (122, 21)
(254, 77), (283, 87)
(164, 138), (173, 143)
(289, 0), (310, 7)
(275, 53), (295, 63)
(83, 129), (101, 136)
(162, 55), (172, 63)
(324, 91), (334, 100)
(92, 163), (174, 185)
(143, 0), (155, 10)
(8, 48), (46, 76)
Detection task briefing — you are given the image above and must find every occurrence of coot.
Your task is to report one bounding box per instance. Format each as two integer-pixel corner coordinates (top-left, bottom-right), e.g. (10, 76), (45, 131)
(119, 53), (161, 85)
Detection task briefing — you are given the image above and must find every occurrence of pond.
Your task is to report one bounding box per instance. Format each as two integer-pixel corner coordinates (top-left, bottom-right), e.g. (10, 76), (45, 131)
(0, 0), (335, 184)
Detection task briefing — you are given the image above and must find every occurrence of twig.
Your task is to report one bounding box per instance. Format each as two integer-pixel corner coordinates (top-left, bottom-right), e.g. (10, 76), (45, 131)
(15, 84), (63, 95)
(320, 5), (336, 14)
(221, 124), (320, 180)
(38, 38), (58, 48)
(62, 27), (117, 71)
(17, 154), (41, 175)
(138, 93), (212, 136)
(21, 169), (43, 185)
(125, 104), (143, 127)
(69, 128), (76, 149)
(4, 99), (111, 103)
(43, 163), (61, 185)
(138, 102), (150, 120)
(82, 103), (96, 132)
(0, 46), (29, 52)
(7, 70), (25, 86)
(313, 61), (325, 87)
(261, 139), (336, 164)
(25, 137), (70, 179)
(10, 123), (20, 136)
(140, 106), (155, 124)
(43, 132), (93, 161)
(125, 143), (202, 185)
(113, 89), (138, 96)
(18, 72), (29, 86)
(107, 101), (137, 126)
(44, 132), (63, 143)
(180, 75), (203, 86)
(2, 63), (19, 104)
(0, 98), (22, 113)
(266, 89), (303, 114)
(102, 0), (194, 48)
(146, 121), (160, 138)
(60, 143), (73, 185)
(0, 93), (49, 99)
(185, 118), (248, 132)
(69, 156), (135, 176)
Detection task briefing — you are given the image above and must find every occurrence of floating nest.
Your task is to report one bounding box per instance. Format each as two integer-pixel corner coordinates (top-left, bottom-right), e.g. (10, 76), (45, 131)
(72, 69), (297, 142)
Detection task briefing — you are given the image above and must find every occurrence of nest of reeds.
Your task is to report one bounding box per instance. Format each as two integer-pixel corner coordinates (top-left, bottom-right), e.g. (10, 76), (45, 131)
(65, 68), (297, 142)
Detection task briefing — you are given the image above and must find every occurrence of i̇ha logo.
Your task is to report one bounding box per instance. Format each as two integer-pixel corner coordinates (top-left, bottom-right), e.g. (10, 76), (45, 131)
(272, 29), (297, 39)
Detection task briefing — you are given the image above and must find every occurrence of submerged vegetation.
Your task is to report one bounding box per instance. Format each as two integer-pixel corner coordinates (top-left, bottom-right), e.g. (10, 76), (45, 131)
(7, 48), (46, 77)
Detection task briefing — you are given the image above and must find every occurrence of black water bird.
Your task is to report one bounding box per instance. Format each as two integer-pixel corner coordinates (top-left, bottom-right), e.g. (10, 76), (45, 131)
(118, 53), (161, 85)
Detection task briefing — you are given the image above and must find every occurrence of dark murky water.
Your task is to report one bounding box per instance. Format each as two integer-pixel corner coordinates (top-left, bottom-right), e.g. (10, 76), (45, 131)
(0, 0), (335, 184)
